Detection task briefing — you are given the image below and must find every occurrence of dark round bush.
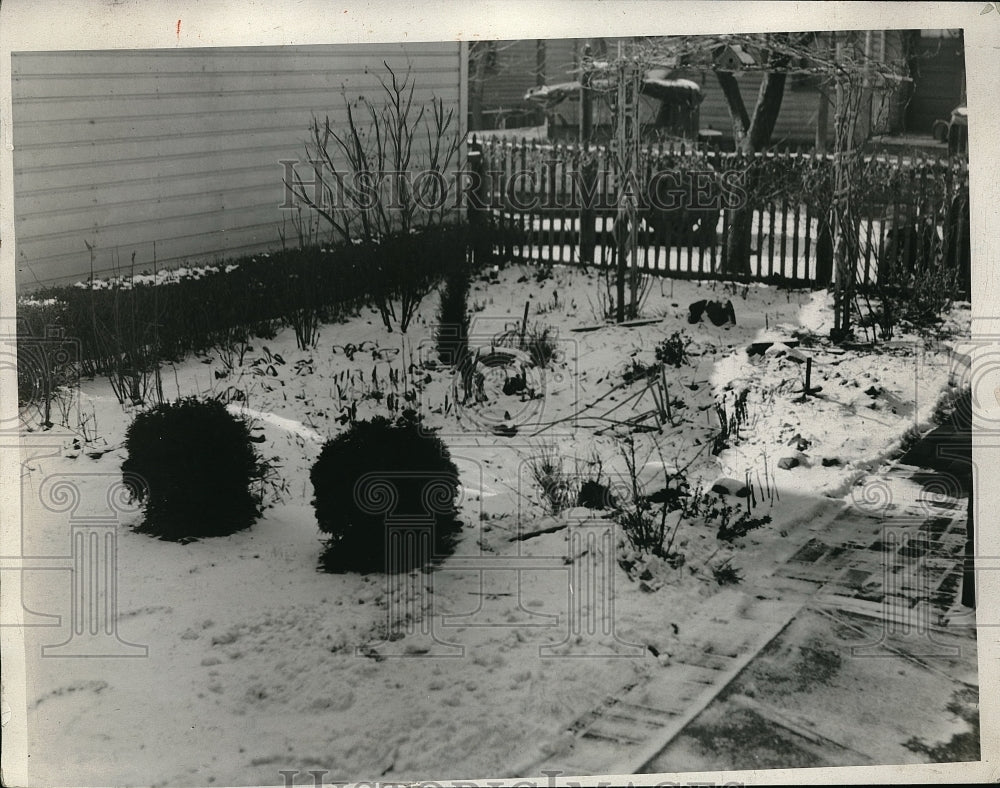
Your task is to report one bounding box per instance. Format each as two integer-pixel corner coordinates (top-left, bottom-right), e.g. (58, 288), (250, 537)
(121, 396), (263, 540)
(310, 411), (462, 573)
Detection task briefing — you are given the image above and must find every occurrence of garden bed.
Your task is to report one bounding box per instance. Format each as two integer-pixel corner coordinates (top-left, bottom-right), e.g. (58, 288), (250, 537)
(17, 260), (971, 784)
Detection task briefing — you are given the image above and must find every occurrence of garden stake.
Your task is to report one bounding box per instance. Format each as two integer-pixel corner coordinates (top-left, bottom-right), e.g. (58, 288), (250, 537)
(797, 357), (823, 399)
(660, 366), (673, 425)
(519, 300), (530, 349)
(645, 374), (664, 423)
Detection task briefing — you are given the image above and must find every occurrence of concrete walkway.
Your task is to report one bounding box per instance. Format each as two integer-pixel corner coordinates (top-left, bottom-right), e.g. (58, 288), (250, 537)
(510, 455), (977, 778)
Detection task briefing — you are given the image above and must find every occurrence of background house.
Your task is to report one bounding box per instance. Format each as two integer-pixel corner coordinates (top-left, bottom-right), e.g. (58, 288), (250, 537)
(902, 29), (967, 136)
(469, 31), (967, 149)
(11, 42), (465, 290)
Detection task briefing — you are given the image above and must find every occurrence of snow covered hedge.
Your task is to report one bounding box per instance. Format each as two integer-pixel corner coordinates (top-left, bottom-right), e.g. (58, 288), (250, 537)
(18, 224), (471, 381)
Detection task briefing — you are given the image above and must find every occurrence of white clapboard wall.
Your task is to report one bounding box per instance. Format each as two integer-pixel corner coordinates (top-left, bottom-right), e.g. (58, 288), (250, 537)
(11, 43), (464, 290)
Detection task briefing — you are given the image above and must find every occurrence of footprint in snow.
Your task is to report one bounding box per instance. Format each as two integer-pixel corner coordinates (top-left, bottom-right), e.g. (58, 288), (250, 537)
(32, 680), (109, 708)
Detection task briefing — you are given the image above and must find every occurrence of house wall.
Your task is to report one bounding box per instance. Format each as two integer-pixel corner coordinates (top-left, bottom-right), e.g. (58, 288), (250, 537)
(470, 38), (583, 129)
(672, 69), (832, 146)
(906, 33), (965, 134)
(475, 32), (967, 147)
(11, 42), (464, 290)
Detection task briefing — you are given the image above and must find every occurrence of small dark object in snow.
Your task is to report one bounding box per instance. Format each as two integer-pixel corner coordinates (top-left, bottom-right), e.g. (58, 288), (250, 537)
(516, 275), (529, 283)
(577, 479), (617, 509)
(690, 299), (736, 326)
(777, 456), (800, 470)
(493, 411), (518, 436)
(822, 457), (842, 467)
(711, 479), (749, 497)
(747, 339), (799, 356)
(639, 579), (659, 593)
(714, 301), (736, 325)
(688, 300), (707, 323)
(865, 385), (883, 397)
(645, 485), (688, 506)
(647, 644), (660, 657)
(502, 373), (527, 396)
(787, 433), (811, 451)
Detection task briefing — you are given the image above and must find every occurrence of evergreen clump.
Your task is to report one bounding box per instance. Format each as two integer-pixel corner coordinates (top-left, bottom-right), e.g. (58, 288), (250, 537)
(311, 411), (462, 572)
(435, 256), (471, 366)
(122, 397), (265, 540)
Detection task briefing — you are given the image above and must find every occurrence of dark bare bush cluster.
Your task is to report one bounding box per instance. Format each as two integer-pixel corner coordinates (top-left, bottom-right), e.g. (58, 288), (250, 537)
(655, 330), (692, 369)
(15, 302), (78, 430)
(311, 411), (462, 573)
(122, 397), (267, 541)
(613, 435), (771, 572)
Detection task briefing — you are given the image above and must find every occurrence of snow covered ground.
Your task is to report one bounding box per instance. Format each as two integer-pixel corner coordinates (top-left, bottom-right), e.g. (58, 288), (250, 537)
(12, 262), (971, 784)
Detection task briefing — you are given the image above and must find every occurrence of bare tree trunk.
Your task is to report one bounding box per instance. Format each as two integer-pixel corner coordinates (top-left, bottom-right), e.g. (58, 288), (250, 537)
(468, 43), (488, 131)
(717, 54), (790, 276)
(716, 71), (750, 140)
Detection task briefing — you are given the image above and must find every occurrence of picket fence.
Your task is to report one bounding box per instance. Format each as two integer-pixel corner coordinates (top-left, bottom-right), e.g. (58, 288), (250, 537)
(466, 136), (971, 291)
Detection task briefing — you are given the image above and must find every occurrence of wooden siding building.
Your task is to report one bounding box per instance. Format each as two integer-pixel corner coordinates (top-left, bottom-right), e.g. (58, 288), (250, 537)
(11, 43), (466, 290)
(470, 31), (966, 147)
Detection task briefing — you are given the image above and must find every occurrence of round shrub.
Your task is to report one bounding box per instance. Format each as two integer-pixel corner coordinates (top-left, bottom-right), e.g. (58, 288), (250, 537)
(310, 411), (462, 573)
(122, 396), (263, 540)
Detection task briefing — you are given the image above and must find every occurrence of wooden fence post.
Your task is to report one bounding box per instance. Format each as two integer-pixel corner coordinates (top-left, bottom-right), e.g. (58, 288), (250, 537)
(467, 136), (491, 266)
(579, 141), (597, 266)
(581, 45), (594, 144)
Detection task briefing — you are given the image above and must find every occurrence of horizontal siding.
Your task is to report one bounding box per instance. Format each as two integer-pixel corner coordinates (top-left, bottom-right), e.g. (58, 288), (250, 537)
(476, 38), (583, 114)
(679, 71), (830, 144)
(12, 43), (461, 289)
(483, 40), (540, 109)
(542, 38), (582, 79)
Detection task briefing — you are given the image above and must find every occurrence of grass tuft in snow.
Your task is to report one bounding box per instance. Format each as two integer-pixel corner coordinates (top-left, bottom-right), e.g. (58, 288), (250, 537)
(526, 443), (573, 516)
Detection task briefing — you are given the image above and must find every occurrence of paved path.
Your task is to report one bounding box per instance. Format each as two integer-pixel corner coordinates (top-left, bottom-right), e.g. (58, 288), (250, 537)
(509, 458), (976, 778)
